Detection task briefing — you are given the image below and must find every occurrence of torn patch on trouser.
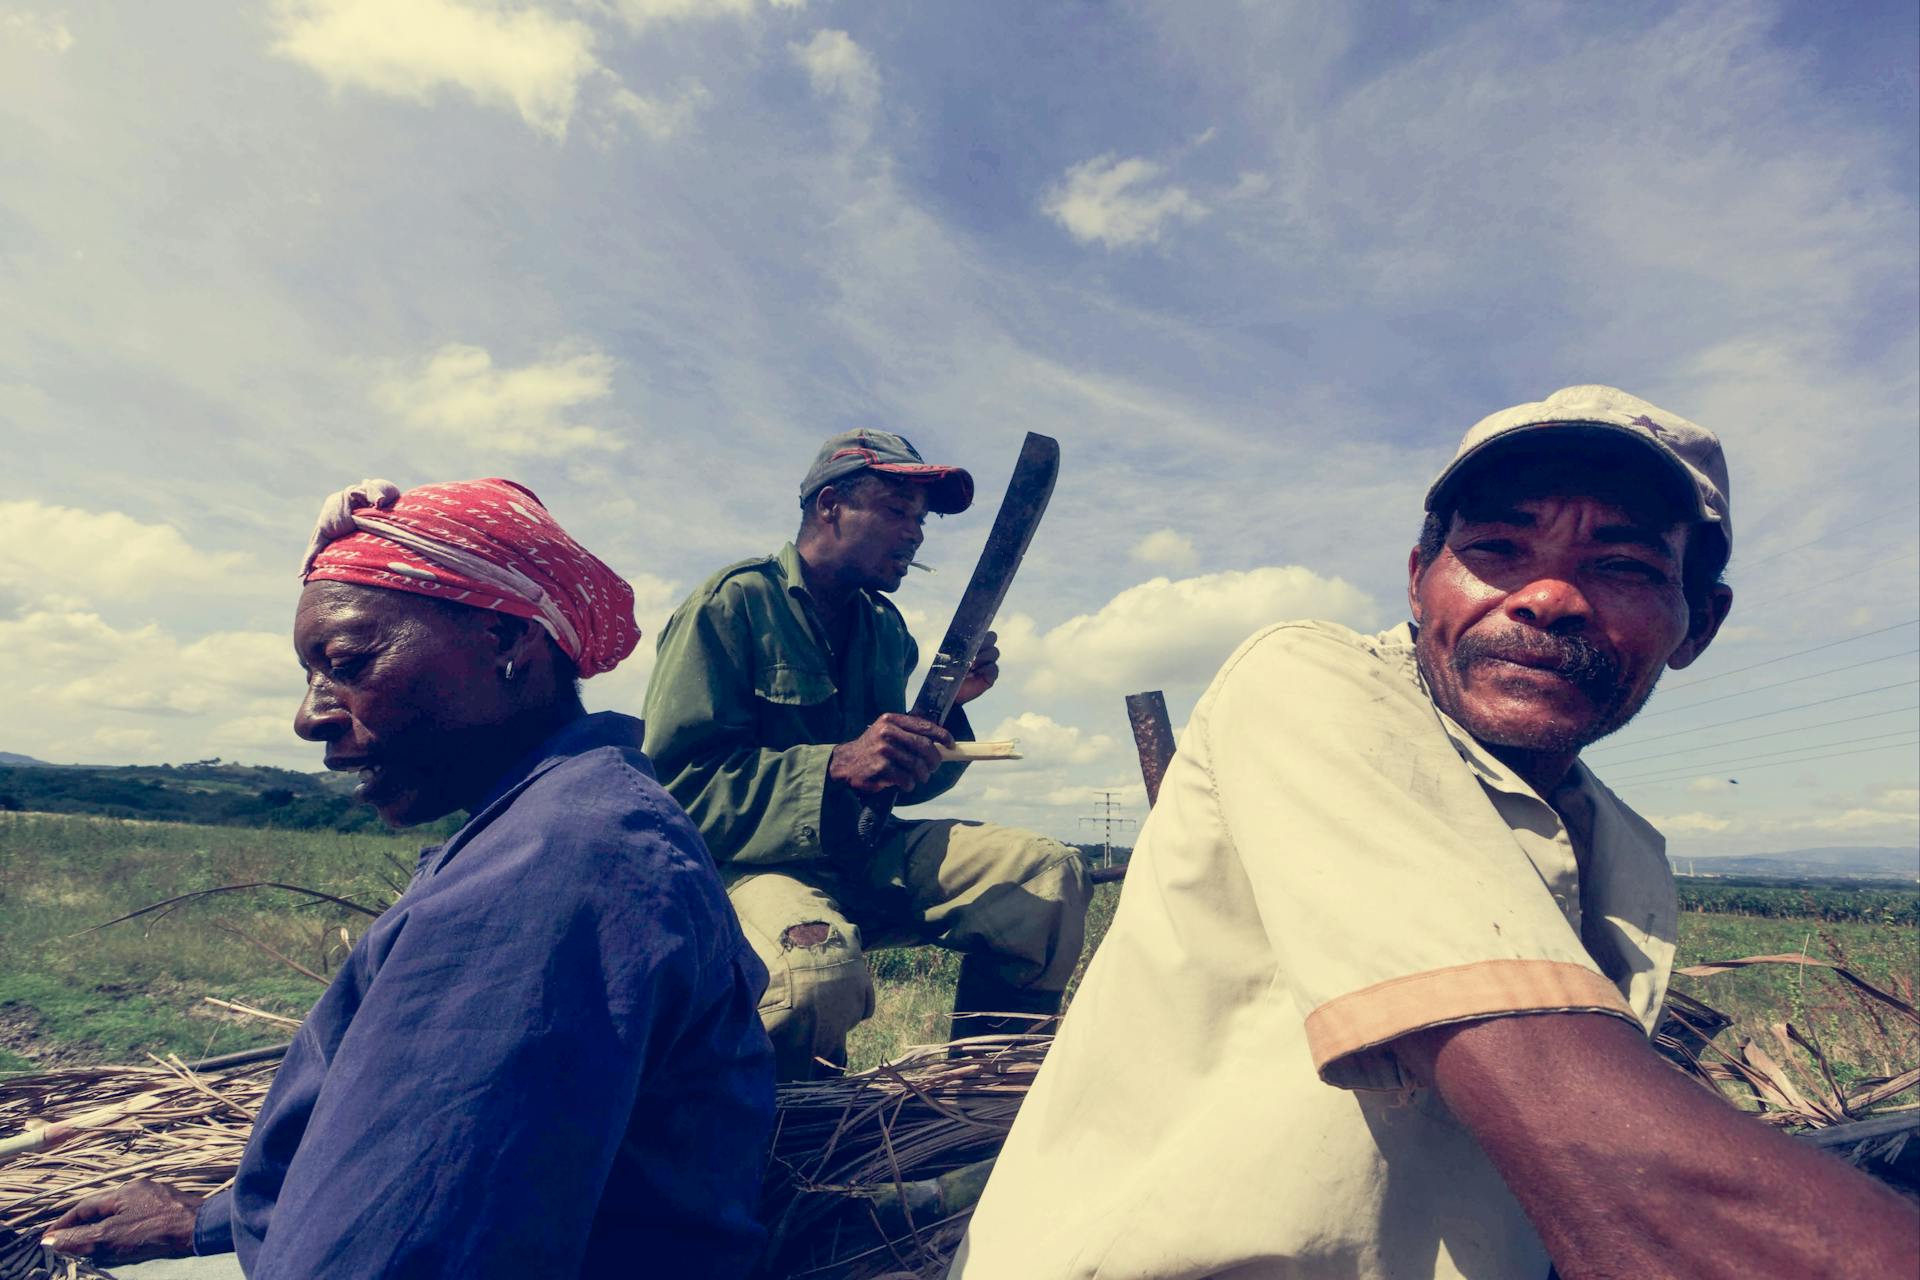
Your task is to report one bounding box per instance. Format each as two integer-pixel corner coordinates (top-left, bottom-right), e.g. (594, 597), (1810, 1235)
(726, 882), (873, 1081)
(781, 922), (836, 949)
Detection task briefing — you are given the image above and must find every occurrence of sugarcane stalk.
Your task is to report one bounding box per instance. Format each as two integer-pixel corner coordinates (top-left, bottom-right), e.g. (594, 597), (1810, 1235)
(0, 1093), (163, 1167)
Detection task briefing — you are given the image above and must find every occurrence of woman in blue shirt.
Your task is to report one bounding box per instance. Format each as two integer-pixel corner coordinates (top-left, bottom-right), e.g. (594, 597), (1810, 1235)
(44, 479), (775, 1278)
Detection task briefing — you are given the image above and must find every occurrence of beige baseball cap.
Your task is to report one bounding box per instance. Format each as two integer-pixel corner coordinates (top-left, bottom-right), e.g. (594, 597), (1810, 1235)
(1426, 384), (1731, 553)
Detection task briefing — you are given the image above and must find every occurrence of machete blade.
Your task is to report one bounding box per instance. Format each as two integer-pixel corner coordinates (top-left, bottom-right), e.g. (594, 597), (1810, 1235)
(910, 431), (1059, 727)
(856, 432), (1059, 845)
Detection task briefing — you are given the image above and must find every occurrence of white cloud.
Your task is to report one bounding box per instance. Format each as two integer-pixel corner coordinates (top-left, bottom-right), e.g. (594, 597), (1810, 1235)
(1643, 798), (1920, 860)
(0, 501), (259, 605)
(983, 711), (1117, 766)
(1041, 782), (1143, 811)
(1043, 154), (1207, 249)
(932, 713), (1141, 826)
(600, 0), (754, 24)
(608, 79), (709, 140)
(212, 714), (305, 754)
(271, 0), (601, 140)
(2, 10), (73, 52)
(1130, 528), (1197, 571)
(1225, 171), (1271, 200)
(626, 571), (683, 622)
(790, 28), (878, 118)
(10, 1), (1915, 850)
(1882, 788), (1919, 808)
(1821, 807), (1920, 833)
(0, 609), (299, 763)
(1010, 566), (1380, 697)
(88, 726), (162, 755)
(593, 0), (800, 27)
(578, 571), (682, 716)
(1647, 811), (1734, 834)
(50, 620), (292, 716)
(374, 343), (624, 456)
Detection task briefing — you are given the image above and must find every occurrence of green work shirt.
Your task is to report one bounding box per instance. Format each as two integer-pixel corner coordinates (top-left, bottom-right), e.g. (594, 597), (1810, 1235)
(643, 543), (970, 869)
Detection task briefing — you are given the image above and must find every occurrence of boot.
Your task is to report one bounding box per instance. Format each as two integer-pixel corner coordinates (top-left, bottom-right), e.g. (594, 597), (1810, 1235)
(950, 958), (1062, 1043)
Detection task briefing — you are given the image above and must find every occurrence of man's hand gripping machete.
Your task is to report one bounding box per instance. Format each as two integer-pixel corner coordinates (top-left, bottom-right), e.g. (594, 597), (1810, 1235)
(855, 433), (1060, 846)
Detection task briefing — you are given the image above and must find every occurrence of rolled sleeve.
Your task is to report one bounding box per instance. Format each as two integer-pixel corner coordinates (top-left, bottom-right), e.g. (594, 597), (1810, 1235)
(1205, 625), (1637, 1090)
(192, 1187), (234, 1256)
(1304, 960), (1631, 1082)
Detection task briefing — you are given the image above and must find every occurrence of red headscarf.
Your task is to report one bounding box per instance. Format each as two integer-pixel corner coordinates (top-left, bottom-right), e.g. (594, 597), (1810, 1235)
(300, 478), (640, 678)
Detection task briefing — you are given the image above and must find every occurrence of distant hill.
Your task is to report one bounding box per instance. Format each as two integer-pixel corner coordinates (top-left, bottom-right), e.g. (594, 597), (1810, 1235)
(1674, 846), (1918, 882)
(0, 759), (465, 834)
(0, 751), (57, 767)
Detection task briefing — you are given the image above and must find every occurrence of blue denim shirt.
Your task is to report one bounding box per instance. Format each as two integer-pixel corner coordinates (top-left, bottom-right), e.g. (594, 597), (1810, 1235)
(193, 712), (774, 1277)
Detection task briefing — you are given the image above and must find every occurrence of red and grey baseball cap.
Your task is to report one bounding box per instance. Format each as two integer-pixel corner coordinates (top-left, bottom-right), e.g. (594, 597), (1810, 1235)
(1426, 384), (1732, 555)
(799, 429), (975, 515)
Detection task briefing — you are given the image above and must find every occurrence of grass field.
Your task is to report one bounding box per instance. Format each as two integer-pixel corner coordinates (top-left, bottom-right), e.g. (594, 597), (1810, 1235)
(0, 813), (416, 1070)
(1668, 911), (1919, 1093)
(2, 812), (1914, 1112)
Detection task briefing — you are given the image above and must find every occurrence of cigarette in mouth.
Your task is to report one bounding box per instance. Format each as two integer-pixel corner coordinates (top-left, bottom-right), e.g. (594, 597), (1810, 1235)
(908, 560), (934, 573)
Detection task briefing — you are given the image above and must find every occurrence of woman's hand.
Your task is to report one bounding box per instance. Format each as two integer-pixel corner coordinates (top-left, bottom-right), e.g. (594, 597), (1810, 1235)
(42, 1179), (204, 1264)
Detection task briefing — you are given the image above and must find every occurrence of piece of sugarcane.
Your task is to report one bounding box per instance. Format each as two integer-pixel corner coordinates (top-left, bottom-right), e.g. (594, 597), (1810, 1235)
(0, 1092), (165, 1166)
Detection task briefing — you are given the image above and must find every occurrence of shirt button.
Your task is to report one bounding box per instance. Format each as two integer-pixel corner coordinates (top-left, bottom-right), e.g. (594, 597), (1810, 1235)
(800, 825), (816, 842)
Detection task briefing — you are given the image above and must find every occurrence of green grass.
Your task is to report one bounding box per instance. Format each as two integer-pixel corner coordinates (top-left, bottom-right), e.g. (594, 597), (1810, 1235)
(2, 811), (1913, 1112)
(849, 882), (1122, 1070)
(851, 887), (1920, 1092)
(0, 812), (418, 1068)
(1672, 911), (1919, 1093)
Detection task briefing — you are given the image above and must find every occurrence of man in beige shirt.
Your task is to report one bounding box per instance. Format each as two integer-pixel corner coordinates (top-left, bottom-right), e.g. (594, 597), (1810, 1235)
(952, 386), (1918, 1278)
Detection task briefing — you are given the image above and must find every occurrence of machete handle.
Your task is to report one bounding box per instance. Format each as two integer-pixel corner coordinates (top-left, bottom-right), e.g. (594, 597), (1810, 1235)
(856, 794), (896, 848)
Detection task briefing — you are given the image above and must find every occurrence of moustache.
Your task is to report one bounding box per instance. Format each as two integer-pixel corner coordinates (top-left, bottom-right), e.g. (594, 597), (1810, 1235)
(1452, 630), (1619, 694)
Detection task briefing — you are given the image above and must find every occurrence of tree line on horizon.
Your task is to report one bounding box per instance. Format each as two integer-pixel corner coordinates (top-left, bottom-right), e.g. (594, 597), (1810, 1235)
(0, 762), (399, 833)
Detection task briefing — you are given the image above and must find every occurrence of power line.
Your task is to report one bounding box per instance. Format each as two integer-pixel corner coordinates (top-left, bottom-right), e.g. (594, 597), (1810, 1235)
(1587, 678), (1920, 752)
(1659, 619), (1918, 693)
(1078, 791), (1135, 871)
(1599, 703), (1920, 768)
(1733, 500), (1920, 573)
(1605, 729), (1920, 784)
(1637, 648), (1919, 718)
(1739, 550), (1920, 610)
(1613, 737), (1920, 788)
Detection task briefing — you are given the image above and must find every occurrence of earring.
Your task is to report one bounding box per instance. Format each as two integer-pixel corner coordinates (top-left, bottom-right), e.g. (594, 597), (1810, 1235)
(503, 659), (515, 682)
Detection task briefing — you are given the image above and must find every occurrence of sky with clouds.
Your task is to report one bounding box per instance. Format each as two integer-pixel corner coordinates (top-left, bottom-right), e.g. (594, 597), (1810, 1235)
(3, 0), (1915, 860)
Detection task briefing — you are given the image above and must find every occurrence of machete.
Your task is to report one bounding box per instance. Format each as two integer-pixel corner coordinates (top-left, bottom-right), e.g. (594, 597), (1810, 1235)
(1086, 689), (1175, 884)
(856, 431), (1060, 845)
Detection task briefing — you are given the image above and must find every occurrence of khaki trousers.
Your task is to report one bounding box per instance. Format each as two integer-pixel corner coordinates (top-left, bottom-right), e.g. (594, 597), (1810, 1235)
(726, 819), (1090, 1081)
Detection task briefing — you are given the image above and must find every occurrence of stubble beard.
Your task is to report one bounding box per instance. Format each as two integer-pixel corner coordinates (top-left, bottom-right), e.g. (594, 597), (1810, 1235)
(1419, 628), (1657, 756)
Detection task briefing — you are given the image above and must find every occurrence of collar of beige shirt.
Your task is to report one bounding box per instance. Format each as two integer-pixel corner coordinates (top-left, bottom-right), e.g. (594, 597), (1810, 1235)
(1392, 621), (1678, 1029)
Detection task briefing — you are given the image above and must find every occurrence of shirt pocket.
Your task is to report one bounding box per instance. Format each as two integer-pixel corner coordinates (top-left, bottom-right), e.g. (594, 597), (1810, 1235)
(752, 661), (837, 707)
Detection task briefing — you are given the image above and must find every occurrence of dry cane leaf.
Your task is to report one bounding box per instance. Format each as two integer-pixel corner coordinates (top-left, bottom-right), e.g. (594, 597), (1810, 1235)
(1736, 1038), (1821, 1119)
(1677, 954), (1920, 1027)
(1775, 1023), (1849, 1121)
(1848, 1070), (1920, 1111)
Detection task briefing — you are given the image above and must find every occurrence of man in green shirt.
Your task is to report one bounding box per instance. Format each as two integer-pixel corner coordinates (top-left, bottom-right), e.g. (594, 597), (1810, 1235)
(643, 430), (1091, 1079)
